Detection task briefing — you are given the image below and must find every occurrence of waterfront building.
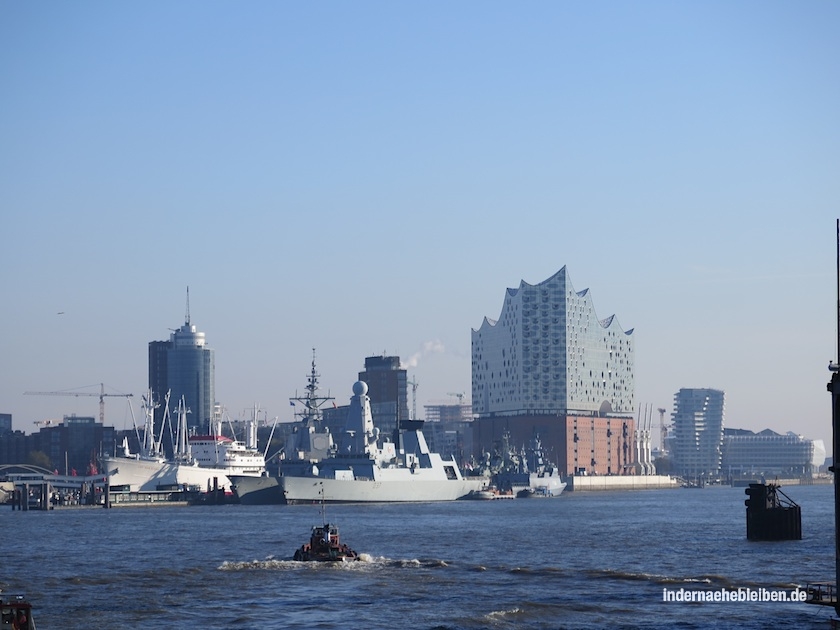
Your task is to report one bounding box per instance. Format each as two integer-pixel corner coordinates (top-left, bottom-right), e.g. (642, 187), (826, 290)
(471, 267), (636, 475)
(357, 355), (409, 438)
(0, 429), (32, 467)
(0, 413), (11, 435)
(148, 294), (215, 433)
(0, 415), (115, 475)
(670, 388), (725, 478)
(41, 415), (115, 475)
(722, 428), (826, 479)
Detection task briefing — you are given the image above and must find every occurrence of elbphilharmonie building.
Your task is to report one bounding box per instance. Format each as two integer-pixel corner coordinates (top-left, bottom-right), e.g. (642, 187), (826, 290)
(471, 267), (636, 475)
(472, 266), (634, 416)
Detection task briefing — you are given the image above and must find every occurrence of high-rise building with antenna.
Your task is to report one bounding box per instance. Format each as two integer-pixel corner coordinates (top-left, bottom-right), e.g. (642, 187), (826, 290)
(148, 288), (215, 434)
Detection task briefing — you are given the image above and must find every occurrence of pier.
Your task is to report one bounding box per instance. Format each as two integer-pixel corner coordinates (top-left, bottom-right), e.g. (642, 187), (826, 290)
(4, 471), (232, 509)
(7, 472), (106, 510)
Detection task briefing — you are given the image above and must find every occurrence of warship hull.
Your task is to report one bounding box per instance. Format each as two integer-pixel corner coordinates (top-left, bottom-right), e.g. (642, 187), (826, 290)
(229, 475), (285, 505)
(280, 472), (485, 504)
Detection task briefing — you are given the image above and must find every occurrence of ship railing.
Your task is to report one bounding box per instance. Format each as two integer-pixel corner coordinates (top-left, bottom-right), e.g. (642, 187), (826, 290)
(804, 582), (836, 606)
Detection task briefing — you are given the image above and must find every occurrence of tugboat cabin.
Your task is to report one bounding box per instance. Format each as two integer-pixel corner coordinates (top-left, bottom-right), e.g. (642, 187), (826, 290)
(1, 594), (34, 630)
(293, 523), (359, 562)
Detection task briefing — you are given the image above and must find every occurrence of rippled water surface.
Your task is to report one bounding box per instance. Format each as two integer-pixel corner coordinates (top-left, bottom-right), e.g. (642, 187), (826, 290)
(1, 484), (835, 629)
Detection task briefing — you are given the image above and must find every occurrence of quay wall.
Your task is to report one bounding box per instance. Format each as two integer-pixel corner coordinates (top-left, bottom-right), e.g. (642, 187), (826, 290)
(731, 477), (832, 487)
(567, 475), (679, 492)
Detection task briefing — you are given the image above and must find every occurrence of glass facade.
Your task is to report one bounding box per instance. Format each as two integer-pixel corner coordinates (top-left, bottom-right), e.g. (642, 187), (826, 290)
(471, 267), (634, 416)
(0, 413), (11, 435)
(722, 429), (826, 478)
(670, 388), (725, 477)
(149, 320), (215, 432)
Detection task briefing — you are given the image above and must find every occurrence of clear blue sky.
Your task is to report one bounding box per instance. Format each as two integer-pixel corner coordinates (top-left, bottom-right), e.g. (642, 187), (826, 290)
(2, 2), (838, 450)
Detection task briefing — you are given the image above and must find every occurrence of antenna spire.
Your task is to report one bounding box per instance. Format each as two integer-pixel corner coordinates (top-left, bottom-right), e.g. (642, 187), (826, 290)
(185, 286), (191, 326)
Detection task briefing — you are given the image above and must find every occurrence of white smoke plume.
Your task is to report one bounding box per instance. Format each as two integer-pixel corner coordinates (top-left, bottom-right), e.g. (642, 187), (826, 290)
(402, 339), (445, 368)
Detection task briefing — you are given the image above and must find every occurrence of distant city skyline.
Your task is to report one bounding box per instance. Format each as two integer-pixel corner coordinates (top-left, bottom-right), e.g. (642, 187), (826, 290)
(2, 2), (838, 451)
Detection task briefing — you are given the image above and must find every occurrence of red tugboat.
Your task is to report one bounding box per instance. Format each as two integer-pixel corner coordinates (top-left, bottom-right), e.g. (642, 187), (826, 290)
(293, 522), (359, 562)
(0, 592), (35, 629)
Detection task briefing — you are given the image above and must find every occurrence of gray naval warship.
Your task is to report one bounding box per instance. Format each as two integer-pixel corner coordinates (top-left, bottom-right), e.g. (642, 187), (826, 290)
(483, 431), (567, 498)
(230, 353), (335, 505)
(232, 378), (486, 504)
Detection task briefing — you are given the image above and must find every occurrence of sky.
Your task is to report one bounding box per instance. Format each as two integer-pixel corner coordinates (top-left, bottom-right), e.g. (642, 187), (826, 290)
(1, 2), (839, 451)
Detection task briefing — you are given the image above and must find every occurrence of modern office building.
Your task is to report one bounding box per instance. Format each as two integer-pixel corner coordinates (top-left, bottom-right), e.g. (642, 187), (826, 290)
(423, 420), (474, 469)
(0, 414), (116, 474)
(357, 355), (409, 438)
(722, 428), (826, 479)
(43, 415), (116, 475)
(0, 428), (31, 467)
(1, 415), (116, 475)
(423, 402), (475, 466)
(148, 296), (215, 433)
(424, 402), (473, 424)
(670, 388), (725, 478)
(0, 413), (11, 435)
(471, 267), (636, 475)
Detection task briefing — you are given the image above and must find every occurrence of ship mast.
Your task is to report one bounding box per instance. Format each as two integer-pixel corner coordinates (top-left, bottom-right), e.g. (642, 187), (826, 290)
(290, 348), (335, 425)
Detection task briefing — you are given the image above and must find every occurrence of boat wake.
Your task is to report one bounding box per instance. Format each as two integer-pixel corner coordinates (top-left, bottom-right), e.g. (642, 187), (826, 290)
(218, 558), (296, 571)
(485, 606), (524, 621)
(217, 555), (450, 572)
(217, 556), (375, 571)
(390, 557), (449, 568)
(580, 568), (792, 590)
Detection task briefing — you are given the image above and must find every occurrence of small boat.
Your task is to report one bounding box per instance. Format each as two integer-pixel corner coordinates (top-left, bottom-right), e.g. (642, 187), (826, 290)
(293, 485), (359, 562)
(461, 486), (515, 500)
(516, 486), (562, 498)
(0, 592), (35, 629)
(462, 488), (498, 500)
(292, 522), (359, 562)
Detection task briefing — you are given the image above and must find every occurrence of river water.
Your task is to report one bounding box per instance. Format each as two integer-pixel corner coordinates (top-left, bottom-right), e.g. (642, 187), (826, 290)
(1, 484), (835, 629)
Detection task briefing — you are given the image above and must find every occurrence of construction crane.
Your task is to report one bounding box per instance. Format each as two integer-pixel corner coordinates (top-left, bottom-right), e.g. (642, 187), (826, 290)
(447, 392), (466, 404)
(407, 377), (419, 421)
(24, 383), (133, 424)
